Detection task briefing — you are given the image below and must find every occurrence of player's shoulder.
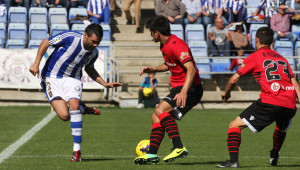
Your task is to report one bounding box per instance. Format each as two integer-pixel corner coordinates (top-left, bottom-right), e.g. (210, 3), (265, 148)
(171, 35), (189, 47)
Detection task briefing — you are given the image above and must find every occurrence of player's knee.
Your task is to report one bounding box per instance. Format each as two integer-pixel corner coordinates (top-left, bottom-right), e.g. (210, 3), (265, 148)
(229, 120), (240, 129)
(154, 107), (163, 117)
(152, 113), (160, 123)
(59, 114), (70, 121)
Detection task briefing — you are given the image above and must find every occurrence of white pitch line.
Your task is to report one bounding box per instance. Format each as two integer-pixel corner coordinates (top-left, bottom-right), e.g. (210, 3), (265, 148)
(0, 111), (56, 164)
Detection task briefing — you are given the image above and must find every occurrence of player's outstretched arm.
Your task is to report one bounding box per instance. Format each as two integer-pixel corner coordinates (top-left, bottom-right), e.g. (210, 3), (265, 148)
(291, 78), (300, 103)
(29, 39), (50, 78)
(85, 66), (122, 88)
(222, 73), (241, 102)
(139, 64), (168, 76)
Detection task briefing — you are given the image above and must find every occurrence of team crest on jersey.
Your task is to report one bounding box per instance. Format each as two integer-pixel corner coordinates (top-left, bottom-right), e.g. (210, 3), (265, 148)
(53, 35), (62, 44)
(271, 82), (280, 92)
(240, 63), (245, 68)
(180, 52), (190, 61)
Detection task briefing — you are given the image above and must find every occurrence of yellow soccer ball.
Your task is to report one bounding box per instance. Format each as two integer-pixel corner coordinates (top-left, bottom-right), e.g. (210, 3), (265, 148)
(143, 88), (153, 98)
(136, 139), (150, 156)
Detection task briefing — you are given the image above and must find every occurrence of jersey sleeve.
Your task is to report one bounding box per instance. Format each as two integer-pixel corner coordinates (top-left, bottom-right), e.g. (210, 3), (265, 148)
(85, 49), (99, 68)
(236, 54), (257, 76)
(173, 42), (194, 65)
(48, 32), (70, 48)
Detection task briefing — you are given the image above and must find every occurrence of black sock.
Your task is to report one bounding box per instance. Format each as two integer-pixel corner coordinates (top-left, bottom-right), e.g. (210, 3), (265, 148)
(227, 128), (241, 163)
(272, 126), (286, 152)
(148, 123), (165, 154)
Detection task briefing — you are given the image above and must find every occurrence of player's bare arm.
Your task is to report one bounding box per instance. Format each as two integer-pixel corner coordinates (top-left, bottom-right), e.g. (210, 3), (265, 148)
(173, 61), (196, 108)
(291, 78), (300, 103)
(85, 66), (122, 88)
(139, 64), (168, 76)
(29, 39), (50, 78)
(222, 73), (241, 102)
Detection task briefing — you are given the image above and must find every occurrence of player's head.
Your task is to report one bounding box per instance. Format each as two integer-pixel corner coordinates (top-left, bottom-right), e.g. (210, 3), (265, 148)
(146, 16), (171, 42)
(83, 23), (103, 51)
(255, 27), (274, 49)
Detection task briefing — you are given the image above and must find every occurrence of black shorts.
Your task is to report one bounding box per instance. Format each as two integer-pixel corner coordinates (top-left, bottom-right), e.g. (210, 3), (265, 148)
(163, 84), (203, 120)
(239, 99), (296, 133)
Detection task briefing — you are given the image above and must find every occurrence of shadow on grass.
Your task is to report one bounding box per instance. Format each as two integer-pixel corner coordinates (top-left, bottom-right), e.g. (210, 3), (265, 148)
(175, 161), (224, 165)
(81, 158), (114, 162)
(276, 164), (300, 167)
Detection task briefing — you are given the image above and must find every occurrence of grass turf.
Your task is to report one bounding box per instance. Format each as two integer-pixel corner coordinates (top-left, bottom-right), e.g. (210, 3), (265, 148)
(0, 107), (300, 169)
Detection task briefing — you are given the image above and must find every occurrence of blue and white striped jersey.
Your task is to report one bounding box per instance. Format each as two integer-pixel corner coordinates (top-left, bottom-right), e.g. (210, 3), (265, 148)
(41, 31), (99, 80)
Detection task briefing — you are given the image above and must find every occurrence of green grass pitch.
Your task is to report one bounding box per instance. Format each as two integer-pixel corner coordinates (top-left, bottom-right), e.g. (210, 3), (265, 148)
(0, 106), (300, 169)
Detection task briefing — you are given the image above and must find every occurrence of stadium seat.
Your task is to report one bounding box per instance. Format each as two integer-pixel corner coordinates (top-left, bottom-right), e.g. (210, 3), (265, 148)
(246, 8), (264, 24)
(0, 22), (6, 42)
(71, 24), (87, 34)
(185, 24), (205, 43)
(29, 7), (47, 24)
(69, 8), (88, 24)
(195, 58), (211, 79)
(247, 0), (261, 8)
(8, 23), (27, 41)
(249, 24), (268, 46)
(96, 40), (111, 57)
(8, 7), (27, 23)
(285, 57), (296, 71)
(0, 39), (3, 48)
(295, 41), (300, 56)
(49, 8), (67, 24)
(211, 58), (231, 72)
(188, 40), (208, 57)
(292, 25), (300, 40)
(206, 24), (212, 41)
(0, 7), (7, 24)
(6, 39), (25, 49)
(29, 23), (48, 40)
(28, 39), (42, 49)
(274, 40), (294, 57)
(170, 24), (184, 40)
(102, 24), (111, 41)
(50, 24), (69, 37)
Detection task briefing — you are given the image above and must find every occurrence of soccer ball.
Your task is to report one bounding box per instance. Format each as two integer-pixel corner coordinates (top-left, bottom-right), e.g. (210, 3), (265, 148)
(143, 88), (153, 98)
(136, 139), (150, 156)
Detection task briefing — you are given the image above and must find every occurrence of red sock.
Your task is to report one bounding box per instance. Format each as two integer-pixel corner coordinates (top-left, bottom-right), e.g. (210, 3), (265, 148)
(272, 126), (286, 152)
(148, 123), (165, 154)
(159, 112), (183, 149)
(227, 127), (241, 163)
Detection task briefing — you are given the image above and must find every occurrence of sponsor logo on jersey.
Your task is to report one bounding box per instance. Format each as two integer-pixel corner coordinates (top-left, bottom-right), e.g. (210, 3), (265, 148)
(53, 35), (62, 44)
(271, 82), (280, 91)
(180, 52), (190, 61)
(281, 85), (295, 90)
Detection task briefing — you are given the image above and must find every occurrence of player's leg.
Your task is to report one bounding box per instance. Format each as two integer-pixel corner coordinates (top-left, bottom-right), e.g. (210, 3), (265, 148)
(50, 98), (70, 121)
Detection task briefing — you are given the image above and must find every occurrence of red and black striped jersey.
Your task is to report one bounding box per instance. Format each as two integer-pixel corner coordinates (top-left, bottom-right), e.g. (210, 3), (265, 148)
(160, 35), (202, 88)
(237, 46), (296, 109)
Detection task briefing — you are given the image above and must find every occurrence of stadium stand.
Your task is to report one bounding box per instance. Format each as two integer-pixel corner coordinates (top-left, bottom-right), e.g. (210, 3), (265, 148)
(102, 24), (111, 41)
(28, 39), (42, 49)
(188, 40), (208, 57)
(228, 24), (247, 35)
(274, 40), (294, 57)
(71, 24), (87, 34)
(8, 7), (27, 23)
(0, 8), (7, 24)
(29, 23), (48, 40)
(249, 24), (268, 47)
(170, 24), (184, 40)
(8, 23), (27, 41)
(97, 40), (111, 57)
(211, 58), (231, 72)
(185, 24), (205, 43)
(246, 8), (264, 24)
(50, 24), (69, 37)
(29, 7), (47, 24)
(195, 58), (211, 79)
(295, 41), (300, 56)
(69, 8), (88, 24)
(0, 22), (6, 42)
(6, 39), (26, 49)
(292, 25), (300, 40)
(247, 0), (261, 7)
(0, 39), (2, 48)
(49, 8), (68, 24)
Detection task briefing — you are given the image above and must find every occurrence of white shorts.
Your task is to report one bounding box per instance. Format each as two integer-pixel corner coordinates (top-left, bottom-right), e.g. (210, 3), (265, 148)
(41, 77), (82, 102)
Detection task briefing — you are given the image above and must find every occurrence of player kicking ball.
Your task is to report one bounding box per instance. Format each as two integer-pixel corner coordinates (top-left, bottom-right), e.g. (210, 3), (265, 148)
(217, 27), (300, 168)
(29, 24), (122, 162)
(134, 16), (203, 165)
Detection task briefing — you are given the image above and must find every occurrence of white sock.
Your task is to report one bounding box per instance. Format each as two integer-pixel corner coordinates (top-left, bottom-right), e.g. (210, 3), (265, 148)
(73, 143), (81, 151)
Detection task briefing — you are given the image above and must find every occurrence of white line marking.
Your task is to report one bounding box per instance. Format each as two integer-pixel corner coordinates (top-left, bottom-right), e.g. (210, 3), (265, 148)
(0, 111), (56, 164)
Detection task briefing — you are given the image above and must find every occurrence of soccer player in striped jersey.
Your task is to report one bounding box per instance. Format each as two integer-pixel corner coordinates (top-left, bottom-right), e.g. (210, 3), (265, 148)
(217, 27), (300, 168)
(29, 23), (122, 162)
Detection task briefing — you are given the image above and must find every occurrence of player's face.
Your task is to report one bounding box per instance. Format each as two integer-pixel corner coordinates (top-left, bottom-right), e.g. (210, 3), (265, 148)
(83, 33), (101, 51)
(150, 31), (160, 42)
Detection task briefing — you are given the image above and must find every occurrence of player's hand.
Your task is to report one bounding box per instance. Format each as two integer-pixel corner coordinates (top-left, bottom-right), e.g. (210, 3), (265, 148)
(221, 92), (231, 102)
(29, 64), (40, 78)
(139, 66), (155, 76)
(104, 82), (122, 88)
(173, 91), (187, 108)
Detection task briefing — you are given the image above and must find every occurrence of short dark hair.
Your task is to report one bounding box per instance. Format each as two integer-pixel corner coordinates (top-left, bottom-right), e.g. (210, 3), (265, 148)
(85, 23), (103, 41)
(256, 27), (274, 46)
(145, 16), (171, 36)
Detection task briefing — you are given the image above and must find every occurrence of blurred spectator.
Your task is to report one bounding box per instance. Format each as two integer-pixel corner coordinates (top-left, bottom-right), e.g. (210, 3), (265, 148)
(47, 0), (69, 8)
(271, 4), (296, 44)
(226, 47), (245, 71)
(87, 0), (110, 24)
(229, 24), (248, 49)
(252, 0), (284, 25)
(224, 0), (246, 23)
(6, 0), (30, 12)
(208, 17), (232, 56)
(123, 0), (142, 33)
(137, 73), (160, 109)
(291, 0), (300, 24)
(109, 0), (115, 17)
(31, 0), (46, 7)
(202, 0), (228, 26)
(70, 0), (88, 8)
(155, 0), (186, 25)
(181, 0), (202, 25)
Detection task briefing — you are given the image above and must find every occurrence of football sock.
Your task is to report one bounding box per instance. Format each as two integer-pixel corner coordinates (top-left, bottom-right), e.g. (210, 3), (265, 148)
(148, 122), (165, 154)
(73, 143), (81, 151)
(159, 112), (183, 149)
(272, 126), (286, 152)
(227, 127), (241, 163)
(70, 110), (82, 151)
